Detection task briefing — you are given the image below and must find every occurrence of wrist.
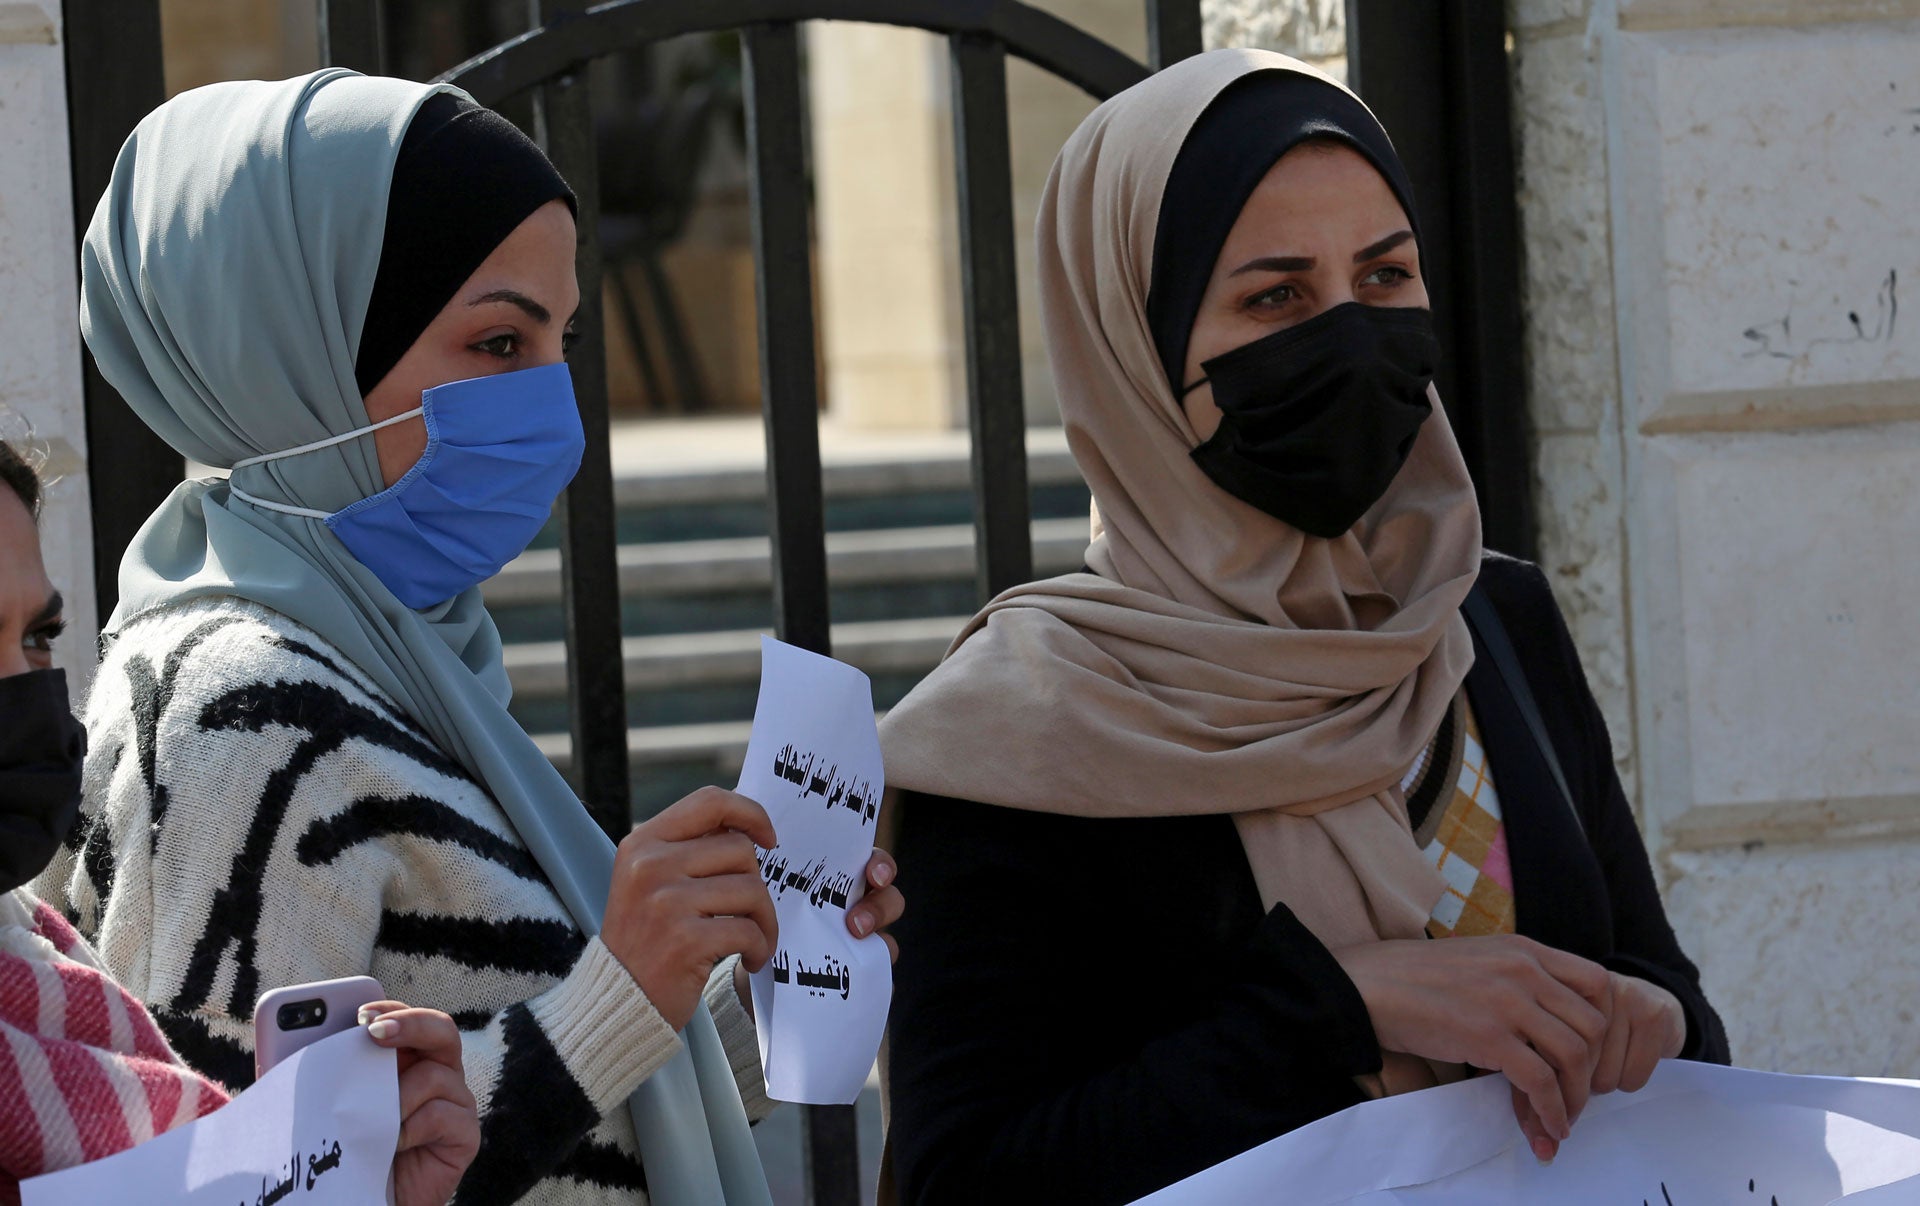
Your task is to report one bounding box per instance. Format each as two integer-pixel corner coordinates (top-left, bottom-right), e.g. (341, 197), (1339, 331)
(732, 956), (753, 1019)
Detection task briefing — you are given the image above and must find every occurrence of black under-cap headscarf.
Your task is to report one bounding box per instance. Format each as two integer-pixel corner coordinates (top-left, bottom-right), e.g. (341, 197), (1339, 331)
(1145, 69), (1421, 393)
(354, 92), (577, 396)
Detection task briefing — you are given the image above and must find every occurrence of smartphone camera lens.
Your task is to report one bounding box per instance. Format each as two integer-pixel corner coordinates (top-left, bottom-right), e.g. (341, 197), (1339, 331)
(277, 999), (327, 1030)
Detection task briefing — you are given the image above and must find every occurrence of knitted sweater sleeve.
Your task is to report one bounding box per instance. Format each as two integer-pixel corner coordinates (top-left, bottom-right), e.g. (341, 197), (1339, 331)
(45, 601), (692, 1203)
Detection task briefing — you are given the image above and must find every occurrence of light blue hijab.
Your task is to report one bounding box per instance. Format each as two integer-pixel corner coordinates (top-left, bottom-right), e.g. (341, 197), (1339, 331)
(80, 69), (769, 1206)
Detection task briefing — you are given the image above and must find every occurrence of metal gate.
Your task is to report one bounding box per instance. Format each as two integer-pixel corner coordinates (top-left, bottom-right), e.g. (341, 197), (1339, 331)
(63, 2), (1526, 1200)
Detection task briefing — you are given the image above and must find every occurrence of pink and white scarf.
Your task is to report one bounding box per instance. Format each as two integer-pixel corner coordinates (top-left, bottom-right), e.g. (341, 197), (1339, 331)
(0, 890), (228, 1202)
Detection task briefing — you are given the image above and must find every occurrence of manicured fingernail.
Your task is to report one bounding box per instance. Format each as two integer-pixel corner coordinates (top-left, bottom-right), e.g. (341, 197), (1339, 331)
(851, 912), (873, 937)
(1531, 1136), (1555, 1164)
(872, 862), (894, 887)
(357, 1007), (378, 1026)
(368, 1019), (399, 1040)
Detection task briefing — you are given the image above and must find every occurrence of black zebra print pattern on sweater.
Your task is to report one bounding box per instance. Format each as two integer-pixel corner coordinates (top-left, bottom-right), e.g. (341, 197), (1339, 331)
(35, 596), (772, 1204)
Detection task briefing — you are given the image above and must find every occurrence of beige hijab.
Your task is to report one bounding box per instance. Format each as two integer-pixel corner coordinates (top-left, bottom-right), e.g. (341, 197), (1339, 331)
(880, 48), (1483, 960)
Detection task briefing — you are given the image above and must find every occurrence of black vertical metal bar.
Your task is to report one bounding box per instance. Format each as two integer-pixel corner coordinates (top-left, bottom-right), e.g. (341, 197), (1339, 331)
(65, 0), (176, 630)
(949, 34), (1032, 603)
(1344, 1), (1467, 512)
(1440, 1), (1534, 558)
(318, 0), (387, 73)
(1146, 0), (1204, 69)
(744, 29), (856, 1205)
(743, 23), (833, 660)
(530, 0), (632, 836)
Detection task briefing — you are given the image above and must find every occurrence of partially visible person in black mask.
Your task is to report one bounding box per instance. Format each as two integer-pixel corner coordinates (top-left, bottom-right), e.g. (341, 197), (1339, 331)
(0, 436), (479, 1202)
(0, 437), (82, 895)
(878, 50), (1727, 1204)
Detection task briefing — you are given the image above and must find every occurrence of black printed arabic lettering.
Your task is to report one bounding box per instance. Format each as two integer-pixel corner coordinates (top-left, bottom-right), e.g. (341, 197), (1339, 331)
(257, 1153), (297, 1206)
(306, 1138), (344, 1190)
(771, 950), (791, 984)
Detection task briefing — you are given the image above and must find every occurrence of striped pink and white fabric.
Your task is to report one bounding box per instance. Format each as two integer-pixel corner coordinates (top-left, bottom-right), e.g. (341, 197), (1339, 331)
(0, 890), (228, 1203)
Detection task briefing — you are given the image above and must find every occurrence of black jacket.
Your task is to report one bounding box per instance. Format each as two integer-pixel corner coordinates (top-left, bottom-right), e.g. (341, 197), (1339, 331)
(886, 553), (1729, 1204)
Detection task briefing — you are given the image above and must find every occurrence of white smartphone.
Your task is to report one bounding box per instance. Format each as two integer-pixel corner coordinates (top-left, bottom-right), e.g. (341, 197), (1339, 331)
(253, 975), (385, 1080)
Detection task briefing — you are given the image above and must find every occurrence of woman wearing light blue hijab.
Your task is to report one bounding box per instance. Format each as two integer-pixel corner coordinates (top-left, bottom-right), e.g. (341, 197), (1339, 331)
(36, 70), (902, 1205)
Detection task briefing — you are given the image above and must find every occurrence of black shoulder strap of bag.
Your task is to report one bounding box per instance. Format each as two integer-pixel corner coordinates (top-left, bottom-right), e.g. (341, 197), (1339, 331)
(1462, 587), (1585, 838)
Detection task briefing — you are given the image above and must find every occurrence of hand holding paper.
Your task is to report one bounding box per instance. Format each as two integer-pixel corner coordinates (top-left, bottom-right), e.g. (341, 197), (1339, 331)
(1130, 1062), (1920, 1206)
(739, 637), (894, 1105)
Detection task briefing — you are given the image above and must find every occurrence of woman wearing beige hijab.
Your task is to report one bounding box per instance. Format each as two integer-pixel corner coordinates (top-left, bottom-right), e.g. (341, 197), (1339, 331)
(880, 49), (1726, 1203)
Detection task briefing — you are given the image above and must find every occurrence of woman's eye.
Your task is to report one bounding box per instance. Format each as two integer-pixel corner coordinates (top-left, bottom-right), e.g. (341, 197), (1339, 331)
(1363, 265), (1414, 287)
(26, 620), (64, 654)
(1246, 283), (1297, 311)
(561, 328), (580, 357)
(476, 333), (519, 359)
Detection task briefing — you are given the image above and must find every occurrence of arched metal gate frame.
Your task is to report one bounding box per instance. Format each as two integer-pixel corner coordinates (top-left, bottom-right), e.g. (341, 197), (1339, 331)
(63, 1), (1527, 1200)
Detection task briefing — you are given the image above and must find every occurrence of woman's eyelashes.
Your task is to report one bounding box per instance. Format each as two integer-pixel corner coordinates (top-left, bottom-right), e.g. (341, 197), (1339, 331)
(471, 326), (581, 363)
(1239, 262), (1418, 316)
(473, 331), (522, 361)
(25, 617), (63, 656)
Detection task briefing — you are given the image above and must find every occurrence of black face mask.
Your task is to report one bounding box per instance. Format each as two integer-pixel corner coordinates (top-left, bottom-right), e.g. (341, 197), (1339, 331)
(0, 668), (86, 894)
(1185, 302), (1440, 539)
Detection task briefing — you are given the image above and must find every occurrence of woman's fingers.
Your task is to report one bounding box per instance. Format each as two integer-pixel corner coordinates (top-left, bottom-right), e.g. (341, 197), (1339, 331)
(648, 787), (778, 849)
(672, 830), (766, 880)
(846, 884), (903, 940)
(397, 1096), (481, 1160)
(1618, 1016), (1667, 1093)
(1532, 943), (1613, 1003)
(1592, 1008), (1633, 1095)
(1516, 1008), (1592, 1132)
(682, 872), (778, 928)
(706, 915), (777, 972)
(864, 849), (897, 890)
(397, 1057), (475, 1121)
(360, 1005), (466, 1077)
(1510, 1082), (1559, 1164)
(1499, 1039), (1570, 1142)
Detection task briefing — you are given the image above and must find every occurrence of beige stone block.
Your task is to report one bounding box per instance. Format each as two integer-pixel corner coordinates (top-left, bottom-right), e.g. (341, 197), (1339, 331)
(829, 361), (959, 432)
(809, 23), (962, 431)
(1510, 0), (1588, 31)
(1630, 426), (1920, 847)
(1621, 0), (1920, 31)
(1667, 840), (1920, 1075)
(1202, 0), (1346, 59)
(159, 0), (297, 94)
(1512, 32), (1617, 435)
(1613, 23), (1920, 432)
(1533, 433), (1636, 790)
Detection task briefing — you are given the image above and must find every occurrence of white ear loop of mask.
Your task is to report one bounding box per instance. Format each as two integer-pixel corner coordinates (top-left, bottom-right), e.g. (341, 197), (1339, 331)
(226, 407), (424, 519)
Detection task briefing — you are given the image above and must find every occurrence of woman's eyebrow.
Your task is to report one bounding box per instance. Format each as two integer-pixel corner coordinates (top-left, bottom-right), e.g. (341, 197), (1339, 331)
(1230, 255), (1315, 276)
(467, 288), (552, 325)
(1353, 230), (1415, 262)
(30, 590), (62, 627)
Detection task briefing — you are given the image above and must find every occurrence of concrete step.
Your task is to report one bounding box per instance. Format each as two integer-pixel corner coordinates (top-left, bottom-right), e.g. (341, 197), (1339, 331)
(503, 615), (967, 698)
(533, 715), (884, 794)
(606, 427), (1084, 508)
(486, 516), (1091, 608)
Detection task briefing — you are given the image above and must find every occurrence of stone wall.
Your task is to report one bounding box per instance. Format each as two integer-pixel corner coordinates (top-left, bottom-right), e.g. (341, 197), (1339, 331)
(1510, 0), (1920, 1074)
(0, 1), (95, 690)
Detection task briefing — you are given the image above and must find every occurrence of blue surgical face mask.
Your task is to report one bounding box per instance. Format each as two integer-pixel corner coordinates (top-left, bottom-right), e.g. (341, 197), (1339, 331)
(229, 362), (585, 608)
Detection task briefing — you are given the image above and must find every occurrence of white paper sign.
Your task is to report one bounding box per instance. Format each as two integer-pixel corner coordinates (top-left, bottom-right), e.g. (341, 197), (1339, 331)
(23, 1025), (399, 1205)
(1132, 1062), (1920, 1206)
(738, 636), (892, 1105)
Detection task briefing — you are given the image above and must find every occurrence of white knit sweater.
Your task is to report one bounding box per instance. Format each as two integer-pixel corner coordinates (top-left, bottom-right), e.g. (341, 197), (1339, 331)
(32, 596), (772, 1205)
